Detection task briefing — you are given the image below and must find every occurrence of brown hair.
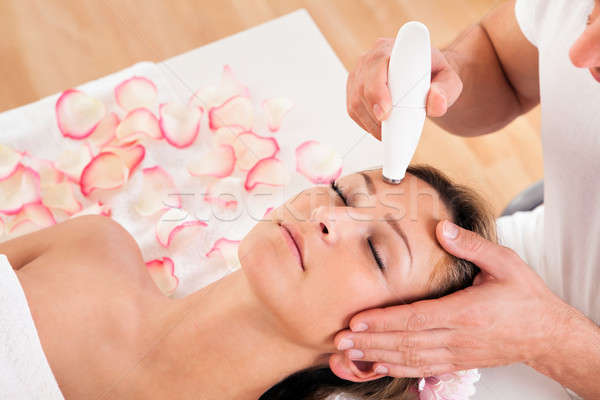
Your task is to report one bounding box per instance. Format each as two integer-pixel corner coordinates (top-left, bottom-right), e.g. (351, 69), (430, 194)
(259, 164), (497, 400)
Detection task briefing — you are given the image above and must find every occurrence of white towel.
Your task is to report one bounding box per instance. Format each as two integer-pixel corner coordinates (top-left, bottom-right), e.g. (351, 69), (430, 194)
(0, 255), (64, 399)
(0, 61), (231, 299)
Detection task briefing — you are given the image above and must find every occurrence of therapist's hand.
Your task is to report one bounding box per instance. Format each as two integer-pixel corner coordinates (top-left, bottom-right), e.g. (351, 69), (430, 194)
(329, 220), (575, 380)
(346, 38), (463, 140)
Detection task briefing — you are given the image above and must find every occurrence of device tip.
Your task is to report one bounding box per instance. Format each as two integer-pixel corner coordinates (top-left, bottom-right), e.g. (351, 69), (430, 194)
(382, 175), (403, 185)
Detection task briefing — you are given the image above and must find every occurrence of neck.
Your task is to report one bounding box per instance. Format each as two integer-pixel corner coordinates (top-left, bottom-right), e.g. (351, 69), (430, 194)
(141, 270), (329, 400)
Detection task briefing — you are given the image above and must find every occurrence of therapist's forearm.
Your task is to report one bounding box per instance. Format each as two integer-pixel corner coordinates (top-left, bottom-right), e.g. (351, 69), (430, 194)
(528, 306), (600, 399)
(434, 25), (521, 136)
(430, 2), (540, 137)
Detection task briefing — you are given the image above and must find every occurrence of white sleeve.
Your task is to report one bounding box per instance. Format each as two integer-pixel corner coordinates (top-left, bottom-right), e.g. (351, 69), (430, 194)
(496, 205), (545, 278)
(514, 0), (543, 47)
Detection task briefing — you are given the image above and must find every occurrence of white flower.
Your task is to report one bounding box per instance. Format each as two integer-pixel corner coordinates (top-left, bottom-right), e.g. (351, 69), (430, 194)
(418, 369), (480, 400)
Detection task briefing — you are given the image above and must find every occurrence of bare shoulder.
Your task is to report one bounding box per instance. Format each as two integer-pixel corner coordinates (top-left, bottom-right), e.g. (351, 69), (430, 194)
(50, 215), (144, 269)
(13, 215), (145, 277)
(2, 215), (140, 272)
(16, 215), (166, 305)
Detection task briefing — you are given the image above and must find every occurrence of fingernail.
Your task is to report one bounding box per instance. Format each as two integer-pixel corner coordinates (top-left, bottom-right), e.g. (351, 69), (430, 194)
(348, 349), (364, 359)
(375, 365), (388, 375)
(338, 338), (354, 350)
(351, 323), (368, 332)
(443, 220), (458, 240)
(373, 103), (384, 120)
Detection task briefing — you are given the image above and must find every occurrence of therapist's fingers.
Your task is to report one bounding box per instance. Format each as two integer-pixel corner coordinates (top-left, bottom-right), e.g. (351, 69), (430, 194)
(361, 38), (394, 122)
(427, 48), (464, 117)
(348, 298), (461, 333)
(354, 92), (381, 137)
(335, 328), (452, 353)
(371, 362), (458, 379)
(347, 37), (394, 139)
(347, 65), (380, 137)
(345, 347), (457, 369)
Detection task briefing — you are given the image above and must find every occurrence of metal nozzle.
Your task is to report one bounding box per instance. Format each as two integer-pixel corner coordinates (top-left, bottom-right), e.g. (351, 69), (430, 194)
(382, 175), (403, 185)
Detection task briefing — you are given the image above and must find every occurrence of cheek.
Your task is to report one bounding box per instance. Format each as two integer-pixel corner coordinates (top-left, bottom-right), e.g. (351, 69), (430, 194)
(239, 222), (291, 305)
(301, 264), (390, 344)
(276, 189), (335, 222)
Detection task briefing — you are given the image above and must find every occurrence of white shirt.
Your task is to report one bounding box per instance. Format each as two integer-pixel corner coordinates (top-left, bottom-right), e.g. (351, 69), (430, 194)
(478, 2), (598, 398)
(514, 0), (599, 325)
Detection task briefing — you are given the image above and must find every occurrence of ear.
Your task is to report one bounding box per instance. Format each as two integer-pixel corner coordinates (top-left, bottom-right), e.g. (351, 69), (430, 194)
(328, 352), (386, 383)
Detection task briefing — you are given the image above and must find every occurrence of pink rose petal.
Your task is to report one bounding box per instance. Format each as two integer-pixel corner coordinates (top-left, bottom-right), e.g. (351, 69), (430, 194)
(102, 144), (145, 178)
(87, 112), (119, 148)
(204, 177), (242, 209)
(41, 180), (82, 215)
(188, 64), (250, 111)
(54, 146), (93, 183)
(213, 126), (246, 145)
(295, 140), (342, 184)
(70, 201), (111, 218)
(159, 103), (202, 148)
(231, 131), (279, 171)
(263, 97), (294, 132)
(244, 157), (290, 191)
(145, 257), (178, 296)
(29, 158), (65, 188)
(7, 203), (56, 237)
(206, 237), (241, 271)
(220, 64), (250, 98)
(115, 107), (162, 144)
(55, 89), (106, 139)
(187, 86), (213, 113)
(155, 208), (207, 248)
(209, 95), (254, 131)
(0, 164), (41, 215)
(114, 76), (158, 112)
(0, 144), (24, 180)
(134, 166), (181, 217)
(80, 152), (129, 197)
(187, 144), (236, 179)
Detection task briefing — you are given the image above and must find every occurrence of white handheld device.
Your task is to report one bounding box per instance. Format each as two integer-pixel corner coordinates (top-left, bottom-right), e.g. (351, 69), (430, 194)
(382, 22), (431, 184)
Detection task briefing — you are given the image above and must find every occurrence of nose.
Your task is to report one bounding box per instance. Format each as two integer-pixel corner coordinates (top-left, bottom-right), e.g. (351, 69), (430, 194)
(569, 25), (600, 68)
(311, 206), (369, 245)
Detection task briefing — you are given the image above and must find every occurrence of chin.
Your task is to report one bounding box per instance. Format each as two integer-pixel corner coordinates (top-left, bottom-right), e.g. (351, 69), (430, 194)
(238, 221), (314, 344)
(239, 220), (291, 300)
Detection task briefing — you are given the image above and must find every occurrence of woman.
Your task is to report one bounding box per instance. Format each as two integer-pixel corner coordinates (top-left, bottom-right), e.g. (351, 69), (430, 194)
(1, 165), (495, 400)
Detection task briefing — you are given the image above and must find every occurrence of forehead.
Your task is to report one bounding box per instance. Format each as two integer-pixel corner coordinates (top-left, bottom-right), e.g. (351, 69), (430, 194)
(337, 168), (451, 223)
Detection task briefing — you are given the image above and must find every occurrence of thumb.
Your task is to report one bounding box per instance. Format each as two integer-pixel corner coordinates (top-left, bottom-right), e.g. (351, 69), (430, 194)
(435, 220), (515, 280)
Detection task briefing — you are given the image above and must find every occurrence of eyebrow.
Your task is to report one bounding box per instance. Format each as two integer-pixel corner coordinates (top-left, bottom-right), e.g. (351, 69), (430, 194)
(354, 172), (413, 267)
(359, 172), (376, 195)
(384, 213), (413, 268)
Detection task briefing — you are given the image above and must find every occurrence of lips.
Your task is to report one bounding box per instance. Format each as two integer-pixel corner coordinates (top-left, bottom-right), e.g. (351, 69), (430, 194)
(280, 223), (305, 271)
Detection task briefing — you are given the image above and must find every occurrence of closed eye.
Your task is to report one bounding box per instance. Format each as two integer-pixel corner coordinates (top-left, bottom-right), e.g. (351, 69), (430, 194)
(368, 239), (385, 270)
(331, 181), (385, 271)
(331, 181), (347, 205)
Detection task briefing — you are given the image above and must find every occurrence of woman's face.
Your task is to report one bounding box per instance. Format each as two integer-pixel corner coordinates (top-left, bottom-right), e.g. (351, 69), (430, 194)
(239, 169), (452, 352)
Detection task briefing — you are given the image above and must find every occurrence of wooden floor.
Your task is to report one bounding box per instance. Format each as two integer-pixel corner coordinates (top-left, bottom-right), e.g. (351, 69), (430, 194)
(0, 0), (543, 215)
